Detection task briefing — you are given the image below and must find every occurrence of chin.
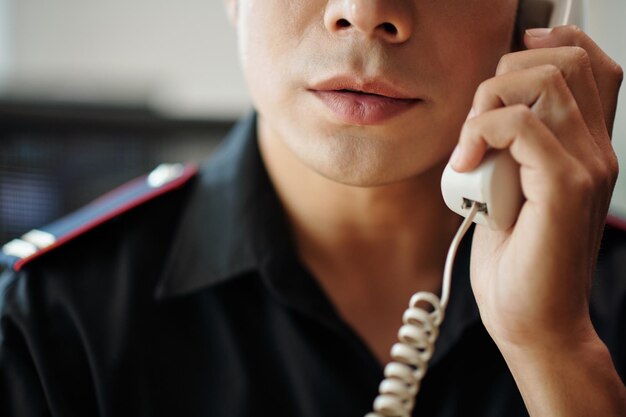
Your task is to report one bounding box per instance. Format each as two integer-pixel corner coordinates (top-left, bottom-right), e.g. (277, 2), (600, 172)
(292, 130), (443, 188)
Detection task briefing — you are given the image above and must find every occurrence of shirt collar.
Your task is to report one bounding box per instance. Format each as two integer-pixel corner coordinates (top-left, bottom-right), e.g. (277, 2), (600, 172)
(155, 112), (291, 299)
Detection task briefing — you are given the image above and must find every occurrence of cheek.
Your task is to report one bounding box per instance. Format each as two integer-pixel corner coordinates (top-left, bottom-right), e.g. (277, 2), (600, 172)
(438, 8), (516, 90)
(238, 5), (282, 104)
(237, 1), (317, 111)
(426, 8), (517, 131)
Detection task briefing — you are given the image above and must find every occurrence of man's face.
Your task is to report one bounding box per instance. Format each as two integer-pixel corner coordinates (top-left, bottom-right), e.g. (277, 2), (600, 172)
(232, 0), (519, 186)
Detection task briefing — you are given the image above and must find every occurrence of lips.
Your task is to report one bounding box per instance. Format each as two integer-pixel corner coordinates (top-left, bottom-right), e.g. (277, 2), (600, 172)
(309, 76), (421, 125)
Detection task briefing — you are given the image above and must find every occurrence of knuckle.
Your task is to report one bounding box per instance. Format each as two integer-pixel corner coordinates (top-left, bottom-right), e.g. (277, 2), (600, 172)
(589, 162), (608, 190)
(587, 149), (620, 192)
(606, 150), (620, 185)
(612, 62), (624, 87)
(475, 78), (493, 99)
(551, 24), (585, 44)
(568, 46), (591, 68)
(571, 167), (595, 194)
(549, 162), (585, 198)
(537, 64), (568, 94)
(562, 100), (583, 123)
(496, 53), (514, 74)
(562, 24), (584, 37)
(473, 79), (501, 110)
(540, 64), (564, 85)
(554, 159), (593, 195)
(510, 104), (534, 125)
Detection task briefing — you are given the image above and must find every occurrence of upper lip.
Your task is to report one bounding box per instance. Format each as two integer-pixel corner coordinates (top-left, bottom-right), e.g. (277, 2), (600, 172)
(309, 76), (419, 100)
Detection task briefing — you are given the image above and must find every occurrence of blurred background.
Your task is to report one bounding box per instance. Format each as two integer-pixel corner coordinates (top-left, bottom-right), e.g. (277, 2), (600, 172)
(0, 0), (625, 242)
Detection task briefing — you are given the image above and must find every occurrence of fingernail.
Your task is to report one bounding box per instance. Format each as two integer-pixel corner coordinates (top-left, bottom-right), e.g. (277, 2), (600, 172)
(450, 145), (462, 168)
(525, 28), (552, 38)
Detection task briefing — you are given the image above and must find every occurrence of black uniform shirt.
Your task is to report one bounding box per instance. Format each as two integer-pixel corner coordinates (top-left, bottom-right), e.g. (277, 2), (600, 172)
(1, 113), (625, 417)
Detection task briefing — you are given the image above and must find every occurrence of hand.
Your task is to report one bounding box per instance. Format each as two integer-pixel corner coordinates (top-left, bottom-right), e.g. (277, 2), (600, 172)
(450, 25), (623, 351)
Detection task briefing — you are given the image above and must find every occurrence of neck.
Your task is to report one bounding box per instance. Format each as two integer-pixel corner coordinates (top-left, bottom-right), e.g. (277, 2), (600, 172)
(257, 118), (462, 293)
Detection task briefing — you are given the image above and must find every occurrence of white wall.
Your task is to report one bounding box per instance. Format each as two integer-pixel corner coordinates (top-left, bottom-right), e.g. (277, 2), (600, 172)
(5, 0), (250, 118)
(2, 0), (626, 214)
(587, 0), (626, 217)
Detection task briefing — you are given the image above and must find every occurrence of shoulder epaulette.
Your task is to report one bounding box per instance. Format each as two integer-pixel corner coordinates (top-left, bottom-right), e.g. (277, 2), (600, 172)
(1, 163), (198, 272)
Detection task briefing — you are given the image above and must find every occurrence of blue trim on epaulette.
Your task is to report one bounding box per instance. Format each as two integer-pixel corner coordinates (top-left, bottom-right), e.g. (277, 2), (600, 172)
(0, 163), (198, 272)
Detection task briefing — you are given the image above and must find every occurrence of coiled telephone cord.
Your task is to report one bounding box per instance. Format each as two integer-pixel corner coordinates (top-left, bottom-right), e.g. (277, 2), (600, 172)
(366, 203), (479, 417)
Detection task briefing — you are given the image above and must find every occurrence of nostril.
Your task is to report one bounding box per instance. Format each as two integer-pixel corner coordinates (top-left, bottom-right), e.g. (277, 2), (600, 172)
(380, 22), (398, 36)
(336, 18), (351, 29)
(330, 18), (405, 40)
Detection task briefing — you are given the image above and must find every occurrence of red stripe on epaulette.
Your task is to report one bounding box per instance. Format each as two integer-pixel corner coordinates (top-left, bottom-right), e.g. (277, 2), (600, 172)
(13, 163), (198, 272)
(607, 214), (626, 232)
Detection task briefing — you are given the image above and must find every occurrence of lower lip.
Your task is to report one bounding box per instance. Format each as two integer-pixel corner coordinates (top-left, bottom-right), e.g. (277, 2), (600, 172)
(311, 90), (420, 125)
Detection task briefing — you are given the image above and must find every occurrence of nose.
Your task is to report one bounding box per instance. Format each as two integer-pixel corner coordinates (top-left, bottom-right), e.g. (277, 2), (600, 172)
(324, 0), (413, 44)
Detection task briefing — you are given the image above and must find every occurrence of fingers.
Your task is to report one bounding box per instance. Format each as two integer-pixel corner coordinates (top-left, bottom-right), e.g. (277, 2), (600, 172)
(452, 105), (589, 206)
(455, 105), (563, 172)
(455, 64), (592, 170)
(495, 46), (606, 142)
(524, 25), (624, 136)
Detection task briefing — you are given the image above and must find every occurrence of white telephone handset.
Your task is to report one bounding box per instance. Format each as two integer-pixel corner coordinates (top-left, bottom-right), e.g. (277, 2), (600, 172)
(367, 2), (585, 416)
(440, 0), (585, 231)
(547, 0), (585, 28)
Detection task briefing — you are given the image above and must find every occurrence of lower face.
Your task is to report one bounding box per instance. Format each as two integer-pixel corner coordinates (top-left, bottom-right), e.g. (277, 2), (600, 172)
(236, 1), (519, 186)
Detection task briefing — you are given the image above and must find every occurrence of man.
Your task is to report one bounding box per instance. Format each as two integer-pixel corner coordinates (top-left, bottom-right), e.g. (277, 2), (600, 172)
(1, 1), (625, 416)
